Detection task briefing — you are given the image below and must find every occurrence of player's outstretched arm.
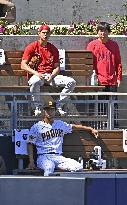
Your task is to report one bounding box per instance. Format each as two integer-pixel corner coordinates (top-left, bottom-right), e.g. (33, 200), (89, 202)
(72, 124), (98, 138)
(27, 143), (37, 169)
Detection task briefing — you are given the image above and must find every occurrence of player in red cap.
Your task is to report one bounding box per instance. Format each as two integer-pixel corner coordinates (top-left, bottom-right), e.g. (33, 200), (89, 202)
(39, 24), (51, 32)
(21, 24), (76, 116)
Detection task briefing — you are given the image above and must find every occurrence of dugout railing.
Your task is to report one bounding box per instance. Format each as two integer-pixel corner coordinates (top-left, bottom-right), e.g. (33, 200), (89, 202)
(0, 92), (127, 134)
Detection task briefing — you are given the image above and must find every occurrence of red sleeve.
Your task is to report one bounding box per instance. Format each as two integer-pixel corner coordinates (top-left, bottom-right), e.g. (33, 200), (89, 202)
(115, 43), (122, 81)
(22, 42), (36, 61)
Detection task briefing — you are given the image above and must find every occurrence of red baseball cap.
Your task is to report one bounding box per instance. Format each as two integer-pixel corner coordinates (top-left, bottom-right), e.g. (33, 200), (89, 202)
(39, 25), (50, 32)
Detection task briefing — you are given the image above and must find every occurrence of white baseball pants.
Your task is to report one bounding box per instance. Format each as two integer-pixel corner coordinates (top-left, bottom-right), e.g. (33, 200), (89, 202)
(37, 154), (83, 176)
(28, 74), (76, 108)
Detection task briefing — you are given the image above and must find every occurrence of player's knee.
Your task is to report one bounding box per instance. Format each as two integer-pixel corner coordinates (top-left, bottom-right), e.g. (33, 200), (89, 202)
(70, 77), (76, 85)
(28, 76), (42, 87)
(70, 163), (83, 172)
(71, 78), (76, 87)
(66, 78), (76, 90)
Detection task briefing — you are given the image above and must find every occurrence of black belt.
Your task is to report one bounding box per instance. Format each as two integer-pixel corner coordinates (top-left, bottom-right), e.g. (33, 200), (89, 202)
(39, 152), (59, 155)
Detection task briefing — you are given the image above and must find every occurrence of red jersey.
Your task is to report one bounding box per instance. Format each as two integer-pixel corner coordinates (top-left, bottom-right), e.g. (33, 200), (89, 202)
(22, 41), (59, 74)
(87, 39), (122, 85)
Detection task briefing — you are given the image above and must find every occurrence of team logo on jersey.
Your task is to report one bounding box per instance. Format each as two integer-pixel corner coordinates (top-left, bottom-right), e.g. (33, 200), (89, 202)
(41, 129), (63, 141)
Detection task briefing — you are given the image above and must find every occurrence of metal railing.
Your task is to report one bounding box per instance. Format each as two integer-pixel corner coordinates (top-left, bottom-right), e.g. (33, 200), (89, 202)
(0, 92), (127, 135)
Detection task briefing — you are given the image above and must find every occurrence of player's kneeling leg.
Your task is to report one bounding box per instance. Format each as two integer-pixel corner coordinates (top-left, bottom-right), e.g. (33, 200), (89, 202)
(37, 155), (55, 176)
(57, 156), (83, 172)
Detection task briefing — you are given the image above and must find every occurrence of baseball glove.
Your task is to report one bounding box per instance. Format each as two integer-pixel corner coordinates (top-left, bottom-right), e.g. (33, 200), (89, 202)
(28, 54), (40, 70)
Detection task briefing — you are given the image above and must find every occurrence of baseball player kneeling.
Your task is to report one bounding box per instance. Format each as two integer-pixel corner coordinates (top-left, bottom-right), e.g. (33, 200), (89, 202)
(27, 100), (98, 176)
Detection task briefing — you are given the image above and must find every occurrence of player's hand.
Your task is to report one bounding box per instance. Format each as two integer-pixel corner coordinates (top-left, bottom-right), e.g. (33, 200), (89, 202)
(35, 72), (42, 79)
(39, 73), (52, 81)
(27, 161), (37, 170)
(45, 74), (52, 82)
(91, 128), (98, 138)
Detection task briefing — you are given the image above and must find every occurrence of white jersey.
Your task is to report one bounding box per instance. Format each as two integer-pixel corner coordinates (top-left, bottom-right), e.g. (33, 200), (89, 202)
(28, 120), (72, 155)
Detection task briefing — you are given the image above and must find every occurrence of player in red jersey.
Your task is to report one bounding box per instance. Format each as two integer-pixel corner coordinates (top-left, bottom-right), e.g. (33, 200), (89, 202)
(21, 25), (76, 116)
